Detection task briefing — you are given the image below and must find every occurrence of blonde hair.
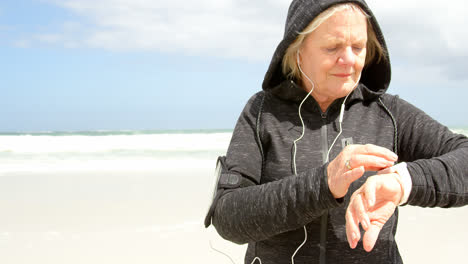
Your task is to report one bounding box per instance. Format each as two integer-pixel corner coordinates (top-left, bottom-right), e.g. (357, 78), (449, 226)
(282, 3), (385, 81)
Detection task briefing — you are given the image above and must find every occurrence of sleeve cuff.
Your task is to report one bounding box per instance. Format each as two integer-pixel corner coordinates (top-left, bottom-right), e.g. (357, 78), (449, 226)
(392, 162), (412, 205)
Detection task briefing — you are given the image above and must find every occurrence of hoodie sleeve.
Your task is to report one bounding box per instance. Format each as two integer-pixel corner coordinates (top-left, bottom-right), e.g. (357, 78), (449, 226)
(212, 92), (341, 245)
(387, 95), (468, 208)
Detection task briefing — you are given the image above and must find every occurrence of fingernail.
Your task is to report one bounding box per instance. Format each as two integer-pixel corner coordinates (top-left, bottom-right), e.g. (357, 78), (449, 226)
(391, 153), (398, 160)
(368, 198), (374, 207)
(350, 233), (358, 248)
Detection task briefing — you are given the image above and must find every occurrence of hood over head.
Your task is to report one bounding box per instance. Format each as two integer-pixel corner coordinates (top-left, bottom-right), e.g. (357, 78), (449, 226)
(262, 0), (391, 99)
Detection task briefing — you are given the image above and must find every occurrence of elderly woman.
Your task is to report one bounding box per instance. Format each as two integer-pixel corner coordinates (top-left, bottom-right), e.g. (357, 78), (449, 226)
(205, 0), (468, 263)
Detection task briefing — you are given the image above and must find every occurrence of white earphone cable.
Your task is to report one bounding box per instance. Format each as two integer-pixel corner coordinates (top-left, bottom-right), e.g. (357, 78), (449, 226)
(325, 73), (361, 162)
(291, 51), (361, 263)
(209, 51), (361, 264)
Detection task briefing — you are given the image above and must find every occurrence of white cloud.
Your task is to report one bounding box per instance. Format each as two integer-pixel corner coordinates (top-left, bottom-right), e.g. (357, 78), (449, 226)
(30, 0), (468, 82)
(40, 0), (288, 61)
(13, 39), (31, 48)
(367, 0), (468, 83)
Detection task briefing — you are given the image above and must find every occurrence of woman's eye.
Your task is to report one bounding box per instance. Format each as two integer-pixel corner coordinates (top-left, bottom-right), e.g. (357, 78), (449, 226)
(325, 47), (337, 52)
(353, 46), (364, 52)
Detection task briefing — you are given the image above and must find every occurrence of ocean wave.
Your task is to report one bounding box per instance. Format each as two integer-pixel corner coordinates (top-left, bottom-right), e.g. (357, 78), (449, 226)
(0, 132), (231, 173)
(452, 128), (468, 136)
(2, 129), (465, 155)
(0, 132), (233, 154)
(0, 129), (465, 174)
(0, 129), (232, 136)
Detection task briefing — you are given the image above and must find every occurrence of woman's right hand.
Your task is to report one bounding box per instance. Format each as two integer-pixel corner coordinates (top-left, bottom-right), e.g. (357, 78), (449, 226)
(345, 172), (403, 251)
(327, 144), (398, 199)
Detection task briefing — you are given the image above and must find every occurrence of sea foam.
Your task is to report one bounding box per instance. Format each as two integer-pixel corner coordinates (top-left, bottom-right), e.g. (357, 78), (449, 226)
(0, 132), (232, 153)
(0, 129), (466, 174)
(0, 132), (232, 173)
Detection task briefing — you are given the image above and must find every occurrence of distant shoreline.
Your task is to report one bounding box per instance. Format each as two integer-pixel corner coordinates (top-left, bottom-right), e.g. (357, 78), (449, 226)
(0, 127), (467, 136)
(0, 129), (234, 136)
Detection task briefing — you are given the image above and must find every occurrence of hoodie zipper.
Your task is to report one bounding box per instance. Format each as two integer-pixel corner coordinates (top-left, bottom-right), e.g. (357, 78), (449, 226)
(319, 110), (328, 264)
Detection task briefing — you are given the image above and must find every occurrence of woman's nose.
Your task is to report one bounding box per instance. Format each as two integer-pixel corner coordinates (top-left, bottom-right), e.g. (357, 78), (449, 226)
(338, 47), (356, 65)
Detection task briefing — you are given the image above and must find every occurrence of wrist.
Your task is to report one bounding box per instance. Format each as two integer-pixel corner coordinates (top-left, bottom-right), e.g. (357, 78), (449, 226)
(391, 162), (412, 205)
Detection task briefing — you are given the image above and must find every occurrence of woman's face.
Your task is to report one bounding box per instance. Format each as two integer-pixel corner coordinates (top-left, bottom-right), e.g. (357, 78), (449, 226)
(299, 9), (367, 109)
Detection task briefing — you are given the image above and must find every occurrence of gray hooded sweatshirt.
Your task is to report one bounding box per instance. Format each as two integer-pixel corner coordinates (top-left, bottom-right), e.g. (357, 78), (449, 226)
(207, 0), (468, 263)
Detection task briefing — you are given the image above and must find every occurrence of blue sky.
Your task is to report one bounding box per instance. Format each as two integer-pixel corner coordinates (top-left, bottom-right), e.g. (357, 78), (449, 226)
(1, 0), (467, 132)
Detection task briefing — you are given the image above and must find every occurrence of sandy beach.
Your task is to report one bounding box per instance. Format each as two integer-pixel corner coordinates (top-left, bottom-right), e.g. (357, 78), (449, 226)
(0, 130), (466, 263)
(0, 165), (466, 264)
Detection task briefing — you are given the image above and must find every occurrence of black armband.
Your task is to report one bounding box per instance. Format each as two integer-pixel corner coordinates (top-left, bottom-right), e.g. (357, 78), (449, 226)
(204, 156), (242, 228)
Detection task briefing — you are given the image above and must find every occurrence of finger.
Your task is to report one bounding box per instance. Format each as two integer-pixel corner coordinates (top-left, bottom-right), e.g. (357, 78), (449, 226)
(377, 166), (396, 175)
(349, 154), (395, 171)
(353, 144), (398, 162)
(346, 193), (363, 248)
(362, 177), (378, 208)
(345, 212), (360, 248)
(343, 165), (365, 185)
(359, 202), (371, 232)
(349, 190), (371, 231)
(363, 224), (382, 252)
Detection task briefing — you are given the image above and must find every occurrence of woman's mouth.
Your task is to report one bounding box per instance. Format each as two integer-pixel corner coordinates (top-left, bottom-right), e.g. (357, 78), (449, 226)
(333, 73), (352, 78)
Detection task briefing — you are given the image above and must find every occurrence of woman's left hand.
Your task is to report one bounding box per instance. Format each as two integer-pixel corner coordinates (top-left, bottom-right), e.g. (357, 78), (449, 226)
(345, 172), (403, 252)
